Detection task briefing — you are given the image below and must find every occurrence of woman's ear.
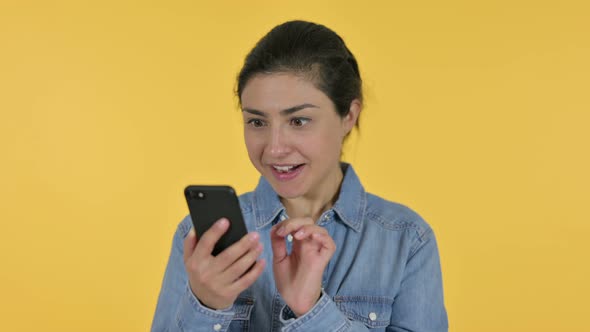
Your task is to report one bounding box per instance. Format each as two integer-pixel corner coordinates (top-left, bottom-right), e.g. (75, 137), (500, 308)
(342, 99), (362, 136)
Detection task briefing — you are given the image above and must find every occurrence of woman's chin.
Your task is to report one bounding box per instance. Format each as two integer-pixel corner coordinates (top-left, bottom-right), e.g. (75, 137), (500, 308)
(271, 184), (305, 200)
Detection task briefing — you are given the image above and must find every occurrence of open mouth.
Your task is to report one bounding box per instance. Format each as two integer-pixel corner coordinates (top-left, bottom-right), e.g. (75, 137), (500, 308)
(272, 164), (304, 173)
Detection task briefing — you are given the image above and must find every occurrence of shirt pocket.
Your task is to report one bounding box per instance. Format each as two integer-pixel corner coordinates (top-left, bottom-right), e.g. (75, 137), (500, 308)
(334, 296), (394, 329)
(229, 297), (255, 332)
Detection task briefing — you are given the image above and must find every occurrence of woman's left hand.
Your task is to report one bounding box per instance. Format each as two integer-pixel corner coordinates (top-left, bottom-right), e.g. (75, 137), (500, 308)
(270, 217), (336, 317)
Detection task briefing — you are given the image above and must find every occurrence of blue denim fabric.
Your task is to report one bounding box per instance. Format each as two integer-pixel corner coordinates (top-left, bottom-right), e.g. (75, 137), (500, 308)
(151, 164), (448, 331)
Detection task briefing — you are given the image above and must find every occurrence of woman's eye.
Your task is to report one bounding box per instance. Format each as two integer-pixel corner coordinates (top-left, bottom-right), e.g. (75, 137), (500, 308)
(247, 119), (265, 128)
(290, 118), (310, 127)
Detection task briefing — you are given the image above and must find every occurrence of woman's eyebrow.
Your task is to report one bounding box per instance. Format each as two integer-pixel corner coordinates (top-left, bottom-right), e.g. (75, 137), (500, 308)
(242, 108), (267, 117)
(280, 103), (318, 115)
(242, 103), (318, 117)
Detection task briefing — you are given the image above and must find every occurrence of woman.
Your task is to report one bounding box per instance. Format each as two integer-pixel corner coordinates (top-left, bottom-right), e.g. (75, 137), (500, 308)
(152, 20), (448, 332)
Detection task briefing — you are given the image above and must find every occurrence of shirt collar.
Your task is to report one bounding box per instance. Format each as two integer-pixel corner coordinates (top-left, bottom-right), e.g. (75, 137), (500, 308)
(252, 163), (366, 232)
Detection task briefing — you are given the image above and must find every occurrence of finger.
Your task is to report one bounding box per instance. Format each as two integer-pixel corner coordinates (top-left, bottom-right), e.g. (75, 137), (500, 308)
(292, 224), (328, 241)
(292, 228), (335, 253)
(221, 243), (263, 283)
(228, 258), (266, 295)
(311, 232), (337, 260)
(214, 232), (260, 269)
(194, 218), (230, 259)
(275, 217), (315, 237)
(270, 224), (288, 263)
(183, 228), (198, 263)
(292, 227), (333, 258)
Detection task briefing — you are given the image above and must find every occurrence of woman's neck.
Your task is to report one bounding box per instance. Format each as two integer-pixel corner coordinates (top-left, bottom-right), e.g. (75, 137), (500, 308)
(281, 164), (344, 222)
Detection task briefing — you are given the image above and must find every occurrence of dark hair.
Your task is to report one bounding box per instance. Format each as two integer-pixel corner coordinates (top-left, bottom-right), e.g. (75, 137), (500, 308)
(236, 20), (363, 123)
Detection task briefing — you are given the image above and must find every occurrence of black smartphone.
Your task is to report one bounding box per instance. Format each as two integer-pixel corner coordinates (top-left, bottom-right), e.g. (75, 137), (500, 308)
(184, 185), (248, 256)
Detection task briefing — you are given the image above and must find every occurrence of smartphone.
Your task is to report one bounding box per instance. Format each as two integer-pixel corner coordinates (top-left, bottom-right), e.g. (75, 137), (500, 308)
(184, 185), (248, 256)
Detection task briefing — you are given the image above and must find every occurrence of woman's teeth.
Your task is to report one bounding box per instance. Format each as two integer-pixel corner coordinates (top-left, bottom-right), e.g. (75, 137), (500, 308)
(273, 165), (297, 173)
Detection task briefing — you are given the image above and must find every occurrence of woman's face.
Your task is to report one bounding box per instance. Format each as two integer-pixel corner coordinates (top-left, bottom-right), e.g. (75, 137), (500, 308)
(241, 73), (359, 200)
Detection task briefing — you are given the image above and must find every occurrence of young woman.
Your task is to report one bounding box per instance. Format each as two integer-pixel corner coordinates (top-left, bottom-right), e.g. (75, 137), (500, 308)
(152, 20), (448, 332)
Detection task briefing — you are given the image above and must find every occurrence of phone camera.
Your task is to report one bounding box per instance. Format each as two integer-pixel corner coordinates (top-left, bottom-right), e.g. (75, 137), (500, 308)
(188, 191), (205, 200)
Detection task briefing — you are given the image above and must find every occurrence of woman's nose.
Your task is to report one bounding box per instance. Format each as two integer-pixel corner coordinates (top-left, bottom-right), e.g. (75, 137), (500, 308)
(267, 127), (291, 158)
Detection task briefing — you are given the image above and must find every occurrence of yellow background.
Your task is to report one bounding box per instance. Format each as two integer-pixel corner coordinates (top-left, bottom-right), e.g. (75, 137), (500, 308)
(1, 0), (589, 331)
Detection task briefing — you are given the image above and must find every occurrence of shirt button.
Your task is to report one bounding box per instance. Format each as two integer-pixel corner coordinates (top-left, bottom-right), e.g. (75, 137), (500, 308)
(213, 323), (222, 331)
(287, 234), (293, 242)
(369, 312), (377, 321)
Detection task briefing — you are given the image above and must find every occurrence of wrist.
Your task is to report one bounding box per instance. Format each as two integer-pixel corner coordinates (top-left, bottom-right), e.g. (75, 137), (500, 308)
(292, 289), (323, 317)
(189, 284), (233, 311)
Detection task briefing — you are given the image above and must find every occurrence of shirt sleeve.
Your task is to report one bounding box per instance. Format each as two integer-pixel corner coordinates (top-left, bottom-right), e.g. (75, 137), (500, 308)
(150, 219), (237, 332)
(278, 289), (369, 332)
(387, 228), (449, 332)
(278, 229), (448, 332)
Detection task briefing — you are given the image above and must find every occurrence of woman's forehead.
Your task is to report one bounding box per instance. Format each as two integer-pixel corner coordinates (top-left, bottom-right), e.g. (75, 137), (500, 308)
(240, 73), (331, 113)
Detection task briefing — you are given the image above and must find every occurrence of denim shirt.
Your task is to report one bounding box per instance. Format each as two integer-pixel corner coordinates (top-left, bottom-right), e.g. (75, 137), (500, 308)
(151, 164), (448, 332)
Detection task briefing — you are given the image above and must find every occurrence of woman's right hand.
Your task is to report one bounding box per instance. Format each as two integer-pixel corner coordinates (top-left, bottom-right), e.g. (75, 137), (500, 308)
(183, 218), (266, 310)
